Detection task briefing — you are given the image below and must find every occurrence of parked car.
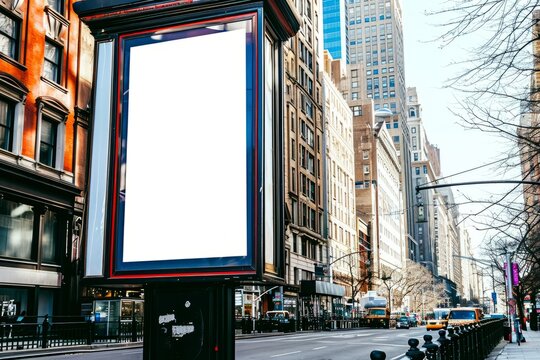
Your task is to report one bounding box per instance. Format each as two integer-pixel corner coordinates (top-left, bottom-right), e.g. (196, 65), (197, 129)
(408, 315), (418, 327)
(396, 316), (410, 329)
(264, 311), (293, 332)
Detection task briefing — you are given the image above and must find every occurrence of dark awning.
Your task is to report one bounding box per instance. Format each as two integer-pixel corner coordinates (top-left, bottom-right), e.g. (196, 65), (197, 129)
(300, 280), (345, 297)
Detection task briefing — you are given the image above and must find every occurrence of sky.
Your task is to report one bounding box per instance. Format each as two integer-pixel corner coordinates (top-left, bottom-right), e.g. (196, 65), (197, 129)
(401, 2), (525, 254)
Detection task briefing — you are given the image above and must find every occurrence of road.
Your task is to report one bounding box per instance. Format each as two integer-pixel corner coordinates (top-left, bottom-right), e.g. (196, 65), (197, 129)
(236, 327), (424, 360)
(21, 327), (431, 359)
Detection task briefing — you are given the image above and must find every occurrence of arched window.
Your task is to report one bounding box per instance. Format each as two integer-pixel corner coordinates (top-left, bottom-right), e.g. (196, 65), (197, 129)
(409, 107), (416, 118)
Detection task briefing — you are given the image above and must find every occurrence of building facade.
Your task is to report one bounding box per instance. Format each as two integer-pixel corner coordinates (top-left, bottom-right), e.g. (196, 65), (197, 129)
(0, 0), (92, 318)
(322, 51), (358, 311)
(407, 87), (441, 273)
(283, 0), (343, 321)
(345, 0), (416, 264)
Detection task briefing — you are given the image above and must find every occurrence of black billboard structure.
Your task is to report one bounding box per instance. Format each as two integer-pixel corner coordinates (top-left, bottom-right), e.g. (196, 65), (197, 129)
(73, 0), (300, 358)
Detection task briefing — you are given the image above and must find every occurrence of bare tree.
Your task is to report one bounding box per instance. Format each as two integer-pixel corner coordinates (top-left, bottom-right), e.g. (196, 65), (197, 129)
(425, 1), (540, 323)
(376, 261), (446, 314)
(332, 253), (371, 317)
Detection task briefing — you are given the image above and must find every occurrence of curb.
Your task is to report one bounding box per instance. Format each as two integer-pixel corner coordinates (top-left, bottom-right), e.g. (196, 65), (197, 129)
(485, 339), (508, 360)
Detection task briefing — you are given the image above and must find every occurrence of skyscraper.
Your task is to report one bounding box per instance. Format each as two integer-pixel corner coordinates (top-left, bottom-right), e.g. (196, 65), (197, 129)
(323, 0), (348, 63)
(344, 0), (416, 262)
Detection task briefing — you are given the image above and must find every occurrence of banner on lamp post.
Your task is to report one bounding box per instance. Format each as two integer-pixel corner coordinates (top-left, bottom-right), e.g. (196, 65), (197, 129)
(512, 262), (519, 286)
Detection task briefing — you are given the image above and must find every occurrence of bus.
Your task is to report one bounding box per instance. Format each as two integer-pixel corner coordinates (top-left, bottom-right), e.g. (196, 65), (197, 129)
(426, 308), (450, 331)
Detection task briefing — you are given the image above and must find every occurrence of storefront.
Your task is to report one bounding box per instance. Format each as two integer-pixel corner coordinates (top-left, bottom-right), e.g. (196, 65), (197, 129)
(299, 280), (345, 328)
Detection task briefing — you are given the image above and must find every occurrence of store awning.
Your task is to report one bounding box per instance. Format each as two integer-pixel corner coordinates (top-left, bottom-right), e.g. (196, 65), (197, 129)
(300, 280), (345, 297)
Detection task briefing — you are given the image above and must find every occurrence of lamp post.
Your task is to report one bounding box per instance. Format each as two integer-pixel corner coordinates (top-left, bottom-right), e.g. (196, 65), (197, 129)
(251, 285), (280, 333)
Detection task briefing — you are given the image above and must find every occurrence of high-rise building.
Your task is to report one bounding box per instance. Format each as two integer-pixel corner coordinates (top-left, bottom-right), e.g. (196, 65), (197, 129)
(345, 0), (416, 263)
(322, 0), (348, 63)
(0, 0), (92, 317)
(407, 87), (440, 273)
(322, 51), (359, 308)
(283, 0), (345, 320)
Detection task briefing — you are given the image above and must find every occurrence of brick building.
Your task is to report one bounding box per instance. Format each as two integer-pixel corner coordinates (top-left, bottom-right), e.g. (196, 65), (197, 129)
(0, 0), (92, 318)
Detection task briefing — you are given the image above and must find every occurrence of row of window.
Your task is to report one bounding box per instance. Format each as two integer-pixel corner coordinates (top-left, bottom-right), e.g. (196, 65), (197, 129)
(291, 233), (323, 262)
(1, 5), (64, 86)
(0, 75), (67, 169)
(414, 165), (428, 175)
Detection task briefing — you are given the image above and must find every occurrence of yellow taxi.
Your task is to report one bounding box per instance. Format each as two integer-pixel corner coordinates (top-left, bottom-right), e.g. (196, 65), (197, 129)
(426, 308), (450, 331)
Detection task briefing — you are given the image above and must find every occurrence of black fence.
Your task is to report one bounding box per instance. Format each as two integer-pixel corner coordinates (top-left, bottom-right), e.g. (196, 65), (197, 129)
(370, 318), (504, 360)
(0, 316), (143, 352)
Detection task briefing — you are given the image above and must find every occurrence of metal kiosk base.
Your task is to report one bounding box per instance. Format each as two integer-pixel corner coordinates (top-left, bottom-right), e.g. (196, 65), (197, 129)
(143, 284), (234, 360)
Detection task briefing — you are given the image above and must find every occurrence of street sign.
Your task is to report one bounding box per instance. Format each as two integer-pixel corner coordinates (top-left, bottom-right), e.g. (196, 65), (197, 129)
(491, 292), (497, 305)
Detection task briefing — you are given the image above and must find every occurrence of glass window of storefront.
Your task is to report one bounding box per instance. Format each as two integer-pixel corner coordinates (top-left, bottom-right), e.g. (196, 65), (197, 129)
(0, 287), (30, 319)
(0, 198), (62, 264)
(0, 198), (34, 260)
(42, 210), (59, 263)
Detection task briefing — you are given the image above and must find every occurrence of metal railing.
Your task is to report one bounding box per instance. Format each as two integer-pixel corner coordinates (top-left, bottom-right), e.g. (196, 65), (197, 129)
(369, 318), (504, 360)
(0, 316), (143, 352)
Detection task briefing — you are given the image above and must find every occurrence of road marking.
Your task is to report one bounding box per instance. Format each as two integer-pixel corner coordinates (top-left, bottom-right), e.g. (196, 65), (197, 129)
(391, 354), (405, 360)
(312, 346), (327, 350)
(271, 351), (301, 358)
(356, 333), (375, 337)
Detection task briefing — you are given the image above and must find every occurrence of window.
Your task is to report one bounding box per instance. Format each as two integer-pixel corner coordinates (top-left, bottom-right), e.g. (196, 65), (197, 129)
(43, 40), (62, 84)
(36, 97), (68, 170)
(0, 198), (34, 260)
(415, 167), (420, 175)
(411, 126), (417, 134)
(363, 150), (369, 160)
(363, 165), (370, 175)
(423, 165), (428, 174)
(0, 98), (14, 151)
(413, 153), (418, 161)
(46, 0), (64, 14)
(39, 117), (57, 167)
(0, 10), (20, 60)
(41, 209), (59, 263)
(352, 106), (361, 116)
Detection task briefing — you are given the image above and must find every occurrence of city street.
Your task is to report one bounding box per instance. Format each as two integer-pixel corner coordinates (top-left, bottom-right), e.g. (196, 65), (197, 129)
(24, 328), (429, 360)
(236, 328), (420, 360)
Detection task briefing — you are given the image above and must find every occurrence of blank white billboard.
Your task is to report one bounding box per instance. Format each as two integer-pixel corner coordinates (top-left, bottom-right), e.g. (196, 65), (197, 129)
(121, 28), (248, 263)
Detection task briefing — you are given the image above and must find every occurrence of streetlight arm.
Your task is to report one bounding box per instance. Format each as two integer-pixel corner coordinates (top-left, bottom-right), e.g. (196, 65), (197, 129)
(329, 249), (370, 266)
(254, 286), (280, 302)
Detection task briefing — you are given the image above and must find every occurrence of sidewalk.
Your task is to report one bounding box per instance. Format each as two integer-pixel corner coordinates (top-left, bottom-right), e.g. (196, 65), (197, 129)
(489, 328), (540, 360)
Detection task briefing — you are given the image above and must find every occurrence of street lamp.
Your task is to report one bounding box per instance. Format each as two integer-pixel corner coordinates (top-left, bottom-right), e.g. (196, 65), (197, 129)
(251, 286), (279, 333)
